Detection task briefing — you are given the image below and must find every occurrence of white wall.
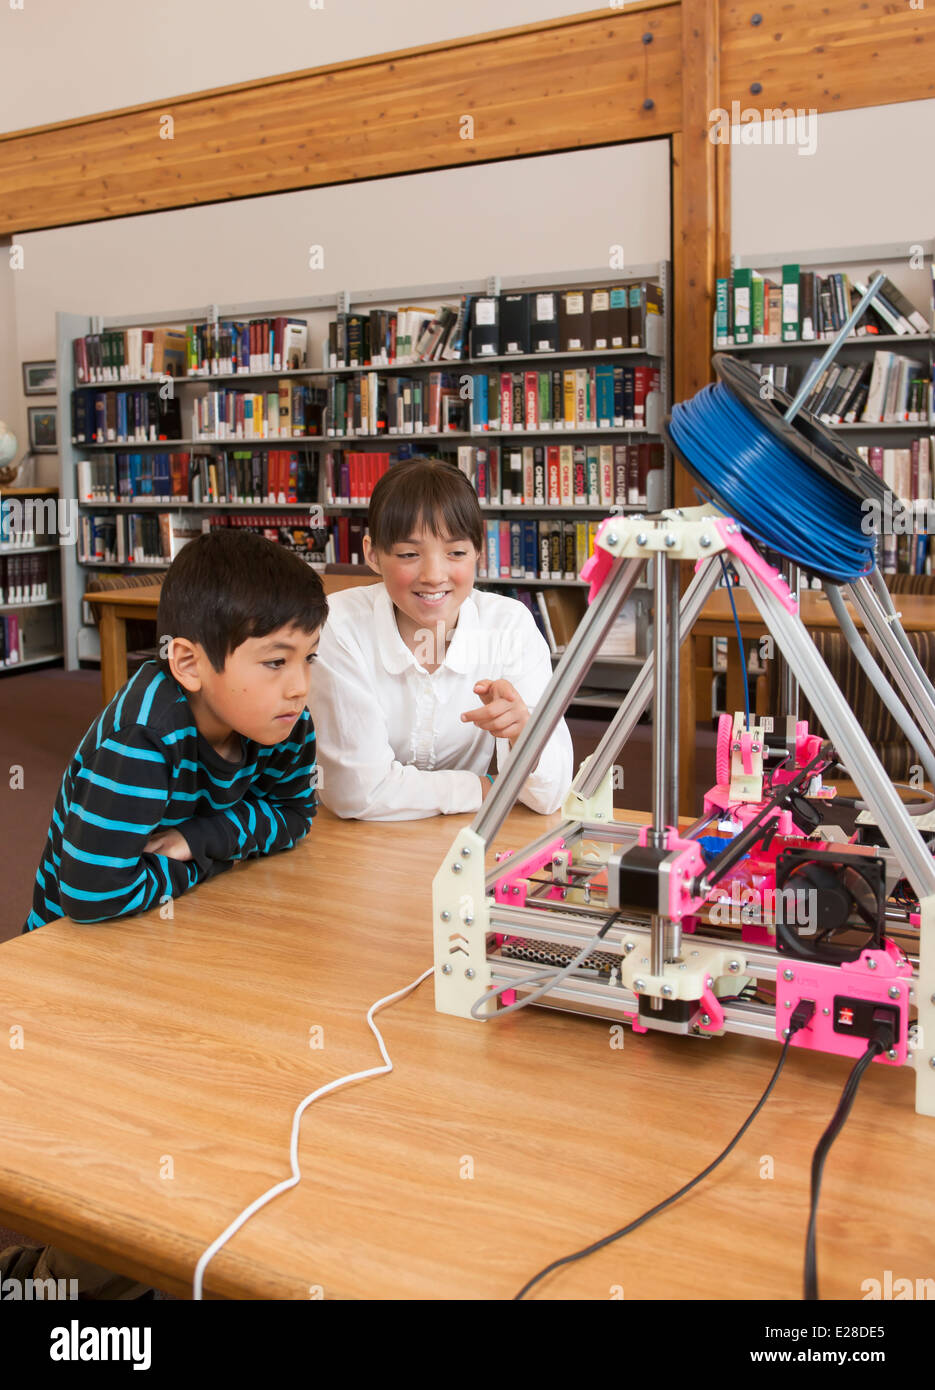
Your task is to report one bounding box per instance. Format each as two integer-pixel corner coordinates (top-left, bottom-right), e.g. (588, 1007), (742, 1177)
(732, 99), (935, 260)
(0, 0), (594, 134)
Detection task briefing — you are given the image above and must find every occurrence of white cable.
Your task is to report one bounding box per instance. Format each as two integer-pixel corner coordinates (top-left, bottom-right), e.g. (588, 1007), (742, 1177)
(192, 964), (434, 1300)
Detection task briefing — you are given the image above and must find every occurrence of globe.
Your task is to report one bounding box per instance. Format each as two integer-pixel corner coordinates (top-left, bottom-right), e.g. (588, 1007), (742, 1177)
(0, 422), (17, 469)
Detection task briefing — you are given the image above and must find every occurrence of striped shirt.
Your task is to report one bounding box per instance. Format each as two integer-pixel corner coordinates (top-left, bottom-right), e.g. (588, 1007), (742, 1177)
(25, 660), (317, 931)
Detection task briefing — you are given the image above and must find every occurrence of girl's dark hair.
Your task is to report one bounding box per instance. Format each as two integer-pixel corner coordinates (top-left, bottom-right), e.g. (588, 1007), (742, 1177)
(157, 529), (328, 673)
(367, 458), (483, 553)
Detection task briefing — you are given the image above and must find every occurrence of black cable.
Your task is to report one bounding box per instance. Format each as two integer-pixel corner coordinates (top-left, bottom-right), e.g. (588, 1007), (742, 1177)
(804, 1033), (887, 1301)
(514, 1000), (816, 1300)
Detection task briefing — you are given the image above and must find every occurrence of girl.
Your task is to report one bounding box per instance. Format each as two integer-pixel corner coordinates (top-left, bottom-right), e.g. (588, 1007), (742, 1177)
(308, 458), (573, 819)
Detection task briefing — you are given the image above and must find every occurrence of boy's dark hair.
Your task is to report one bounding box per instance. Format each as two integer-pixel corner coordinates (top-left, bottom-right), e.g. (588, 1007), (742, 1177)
(367, 457), (484, 553)
(157, 529), (328, 674)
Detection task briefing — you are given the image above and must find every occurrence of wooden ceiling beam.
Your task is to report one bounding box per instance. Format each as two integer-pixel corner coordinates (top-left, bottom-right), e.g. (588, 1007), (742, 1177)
(0, 4), (681, 235)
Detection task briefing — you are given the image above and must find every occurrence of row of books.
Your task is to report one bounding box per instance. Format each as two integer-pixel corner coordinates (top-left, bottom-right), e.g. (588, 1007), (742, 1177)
(715, 266), (931, 346)
(0, 502), (43, 548)
(78, 513), (201, 565)
(479, 517), (605, 581)
(324, 363), (661, 438)
(203, 514), (325, 560)
(72, 389), (183, 445)
(326, 282), (664, 366)
(457, 442), (664, 508)
(77, 451), (320, 506)
(788, 351), (933, 425)
(190, 383), (327, 440)
(70, 281), (666, 389)
(0, 614), (23, 665)
(859, 438), (935, 503)
(858, 438), (935, 575)
(72, 319), (310, 384)
(1, 553), (51, 604)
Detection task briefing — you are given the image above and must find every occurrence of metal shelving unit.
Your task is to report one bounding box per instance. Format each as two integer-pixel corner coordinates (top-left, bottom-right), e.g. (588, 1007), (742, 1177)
(0, 486), (64, 676)
(58, 261), (671, 671)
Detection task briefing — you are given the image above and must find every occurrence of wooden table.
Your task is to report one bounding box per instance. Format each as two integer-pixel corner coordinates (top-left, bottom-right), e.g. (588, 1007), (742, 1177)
(0, 805), (931, 1301)
(85, 587), (162, 705)
(85, 572), (380, 706)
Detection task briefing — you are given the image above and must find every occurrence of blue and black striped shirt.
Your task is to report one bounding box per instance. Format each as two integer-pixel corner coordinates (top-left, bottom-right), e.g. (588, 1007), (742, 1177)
(25, 660), (317, 931)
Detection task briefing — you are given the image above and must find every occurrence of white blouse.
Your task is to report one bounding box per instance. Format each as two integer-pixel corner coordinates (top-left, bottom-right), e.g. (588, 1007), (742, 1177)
(308, 583), (574, 820)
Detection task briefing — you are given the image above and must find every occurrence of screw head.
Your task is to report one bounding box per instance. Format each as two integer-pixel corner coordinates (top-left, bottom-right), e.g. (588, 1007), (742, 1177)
(463, 916), (474, 926)
(440, 910), (451, 922)
(728, 960), (741, 973)
(605, 533), (618, 546)
(461, 846), (471, 858)
(699, 535), (711, 547)
(634, 979), (645, 992)
(701, 1013), (711, 1026)
(888, 986), (901, 999)
(866, 957), (877, 970)
(441, 963), (452, 975)
(512, 885), (520, 895)
(641, 31), (653, 43)
(705, 976), (714, 988)
(930, 1057), (935, 1070)
(822, 1007), (830, 1016)
(664, 533), (676, 547)
(625, 941), (636, 952)
(636, 533), (647, 546)
(642, 97), (655, 111)
(751, 12), (763, 24)
(452, 862), (462, 874)
(783, 968), (794, 981)
(887, 1049), (897, 1060)
(785, 1000), (792, 1008)
(465, 968), (475, 979)
(750, 81), (763, 95)
(661, 984), (673, 997)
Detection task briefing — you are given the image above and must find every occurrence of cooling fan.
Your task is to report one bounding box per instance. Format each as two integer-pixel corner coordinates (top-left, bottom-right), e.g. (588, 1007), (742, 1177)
(774, 847), (885, 964)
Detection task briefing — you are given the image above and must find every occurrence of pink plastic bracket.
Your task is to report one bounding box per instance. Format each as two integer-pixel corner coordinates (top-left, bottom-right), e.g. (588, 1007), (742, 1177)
(494, 837), (566, 906)
(773, 943), (912, 1065)
(579, 516), (616, 603)
(710, 517), (799, 614)
(636, 826), (706, 919)
(696, 984), (725, 1033)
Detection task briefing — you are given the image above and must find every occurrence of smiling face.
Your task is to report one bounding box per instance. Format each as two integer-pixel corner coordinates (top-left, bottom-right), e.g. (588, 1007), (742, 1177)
(364, 524), (480, 657)
(169, 623), (322, 752)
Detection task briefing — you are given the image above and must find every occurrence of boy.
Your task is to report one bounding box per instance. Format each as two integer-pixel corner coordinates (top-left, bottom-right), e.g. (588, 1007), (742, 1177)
(6, 529), (327, 1297)
(25, 528), (327, 932)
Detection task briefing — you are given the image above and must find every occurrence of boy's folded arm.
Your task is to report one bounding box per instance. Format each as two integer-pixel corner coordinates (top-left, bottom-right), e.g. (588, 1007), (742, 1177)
(56, 727), (210, 924)
(179, 722), (319, 861)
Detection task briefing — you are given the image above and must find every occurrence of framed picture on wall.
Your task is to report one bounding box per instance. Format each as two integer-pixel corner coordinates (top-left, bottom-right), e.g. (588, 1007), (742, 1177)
(22, 360), (57, 395)
(27, 406), (58, 453)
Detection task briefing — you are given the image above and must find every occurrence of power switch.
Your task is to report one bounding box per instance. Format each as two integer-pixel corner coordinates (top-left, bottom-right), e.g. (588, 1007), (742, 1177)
(832, 996), (900, 1041)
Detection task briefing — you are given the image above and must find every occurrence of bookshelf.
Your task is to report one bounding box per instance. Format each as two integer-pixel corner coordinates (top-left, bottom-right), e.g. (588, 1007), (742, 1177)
(56, 264), (672, 689)
(0, 486), (64, 674)
(716, 239), (934, 580)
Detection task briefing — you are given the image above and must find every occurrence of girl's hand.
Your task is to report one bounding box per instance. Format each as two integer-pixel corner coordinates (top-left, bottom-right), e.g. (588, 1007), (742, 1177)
(461, 679), (530, 746)
(144, 828), (193, 861)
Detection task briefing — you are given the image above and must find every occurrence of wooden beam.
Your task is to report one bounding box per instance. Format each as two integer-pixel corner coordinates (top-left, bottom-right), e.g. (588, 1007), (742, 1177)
(0, 4), (681, 235)
(720, 0), (935, 114)
(673, 0), (721, 813)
